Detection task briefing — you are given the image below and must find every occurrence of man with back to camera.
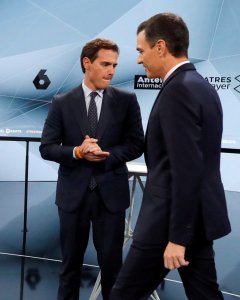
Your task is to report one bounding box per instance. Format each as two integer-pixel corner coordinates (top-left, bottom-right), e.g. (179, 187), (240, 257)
(39, 38), (144, 300)
(110, 12), (231, 300)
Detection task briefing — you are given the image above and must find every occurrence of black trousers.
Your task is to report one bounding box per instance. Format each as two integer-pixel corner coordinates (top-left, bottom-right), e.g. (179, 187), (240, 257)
(110, 239), (224, 300)
(57, 188), (125, 300)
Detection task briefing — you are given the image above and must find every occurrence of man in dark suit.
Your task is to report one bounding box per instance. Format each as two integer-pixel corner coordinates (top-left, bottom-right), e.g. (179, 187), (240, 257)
(110, 13), (231, 300)
(39, 38), (144, 300)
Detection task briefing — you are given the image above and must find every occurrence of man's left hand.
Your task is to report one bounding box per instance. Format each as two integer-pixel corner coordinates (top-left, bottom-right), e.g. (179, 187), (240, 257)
(84, 150), (110, 162)
(163, 241), (189, 270)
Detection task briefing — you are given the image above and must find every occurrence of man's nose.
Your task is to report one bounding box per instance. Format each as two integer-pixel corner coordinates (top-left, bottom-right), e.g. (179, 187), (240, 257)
(108, 66), (116, 75)
(137, 56), (143, 64)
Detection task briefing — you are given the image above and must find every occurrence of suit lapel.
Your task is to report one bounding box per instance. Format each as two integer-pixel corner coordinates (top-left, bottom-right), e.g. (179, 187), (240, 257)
(71, 85), (90, 138)
(148, 63), (196, 117)
(164, 62), (195, 86)
(71, 85), (116, 140)
(145, 63), (196, 142)
(150, 63), (196, 112)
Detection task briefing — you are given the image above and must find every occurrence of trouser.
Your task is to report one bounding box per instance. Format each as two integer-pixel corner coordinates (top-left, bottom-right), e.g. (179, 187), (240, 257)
(110, 239), (223, 300)
(57, 188), (125, 300)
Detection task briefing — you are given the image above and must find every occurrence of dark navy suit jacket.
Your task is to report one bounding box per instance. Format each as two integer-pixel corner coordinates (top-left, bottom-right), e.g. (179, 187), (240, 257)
(133, 63), (231, 246)
(40, 85), (144, 213)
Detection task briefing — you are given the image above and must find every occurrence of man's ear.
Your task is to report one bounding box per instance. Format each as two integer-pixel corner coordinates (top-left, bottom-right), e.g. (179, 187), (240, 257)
(156, 39), (166, 57)
(83, 57), (91, 71)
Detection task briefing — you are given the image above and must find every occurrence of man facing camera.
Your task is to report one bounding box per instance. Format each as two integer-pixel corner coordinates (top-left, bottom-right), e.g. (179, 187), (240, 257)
(110, 13), (231, 300)
(40, 38), (144, 300)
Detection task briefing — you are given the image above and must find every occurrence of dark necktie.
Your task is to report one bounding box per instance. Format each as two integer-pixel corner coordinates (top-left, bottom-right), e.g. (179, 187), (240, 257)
(88, 91), (98, 137)
(88, 91), (98, 190)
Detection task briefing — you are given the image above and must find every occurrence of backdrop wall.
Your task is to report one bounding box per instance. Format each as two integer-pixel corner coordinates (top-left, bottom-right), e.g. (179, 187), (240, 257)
(0, 1), (239, 299)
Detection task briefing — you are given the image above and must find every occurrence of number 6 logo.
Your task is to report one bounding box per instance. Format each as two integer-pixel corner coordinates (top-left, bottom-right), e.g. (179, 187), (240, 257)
(33, 69), (51, 90)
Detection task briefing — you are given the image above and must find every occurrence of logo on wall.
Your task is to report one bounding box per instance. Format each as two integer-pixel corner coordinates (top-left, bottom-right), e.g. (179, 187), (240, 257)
(33, 69), (51, 90)
(134, 75), (163, 89)
(234, 75), (240, 94)
(205, 75), (240, 94)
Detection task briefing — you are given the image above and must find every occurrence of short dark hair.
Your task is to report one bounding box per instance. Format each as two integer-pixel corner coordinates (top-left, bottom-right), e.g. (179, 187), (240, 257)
(80, 38), (119, 73)
(137, 12), (189, 57)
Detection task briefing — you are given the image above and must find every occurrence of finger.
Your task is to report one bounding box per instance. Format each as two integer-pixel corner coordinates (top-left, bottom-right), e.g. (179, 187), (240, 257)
(92, 151), (110, 156)
(83, 135), (98, 144)
(82, 145), (100, 153)
(179, 257), (189, 267)
(100, 151), (110, 156)
(164, 257), (174, 270)
(172, 257), (181, 269)
(86, 139), (98, 144)
(91, 146), (102, 153)
(84, 153), (101, 159)
(81, 146), (91, 153)
(88, 146), (100, 152)
(82, 138), (97, 145)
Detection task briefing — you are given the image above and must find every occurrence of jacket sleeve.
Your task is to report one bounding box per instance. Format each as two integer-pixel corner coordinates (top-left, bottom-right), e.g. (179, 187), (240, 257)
(39, 96), (76, 167)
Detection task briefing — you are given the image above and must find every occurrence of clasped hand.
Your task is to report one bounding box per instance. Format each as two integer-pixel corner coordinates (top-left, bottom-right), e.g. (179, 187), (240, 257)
(80, 135), (110, 162)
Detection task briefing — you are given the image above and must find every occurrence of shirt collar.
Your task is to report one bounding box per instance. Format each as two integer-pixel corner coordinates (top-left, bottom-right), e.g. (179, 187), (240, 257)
(82, 80), (104, 98)
(163, 60), (190, 82)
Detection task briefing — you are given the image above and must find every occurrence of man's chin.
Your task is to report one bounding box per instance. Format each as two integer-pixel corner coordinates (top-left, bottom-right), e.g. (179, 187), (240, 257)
(145, 72), (154, 78)
(99, 81), (111, 89)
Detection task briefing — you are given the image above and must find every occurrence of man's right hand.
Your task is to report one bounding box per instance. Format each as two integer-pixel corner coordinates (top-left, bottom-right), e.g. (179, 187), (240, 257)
(80, 135), (99, 153)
